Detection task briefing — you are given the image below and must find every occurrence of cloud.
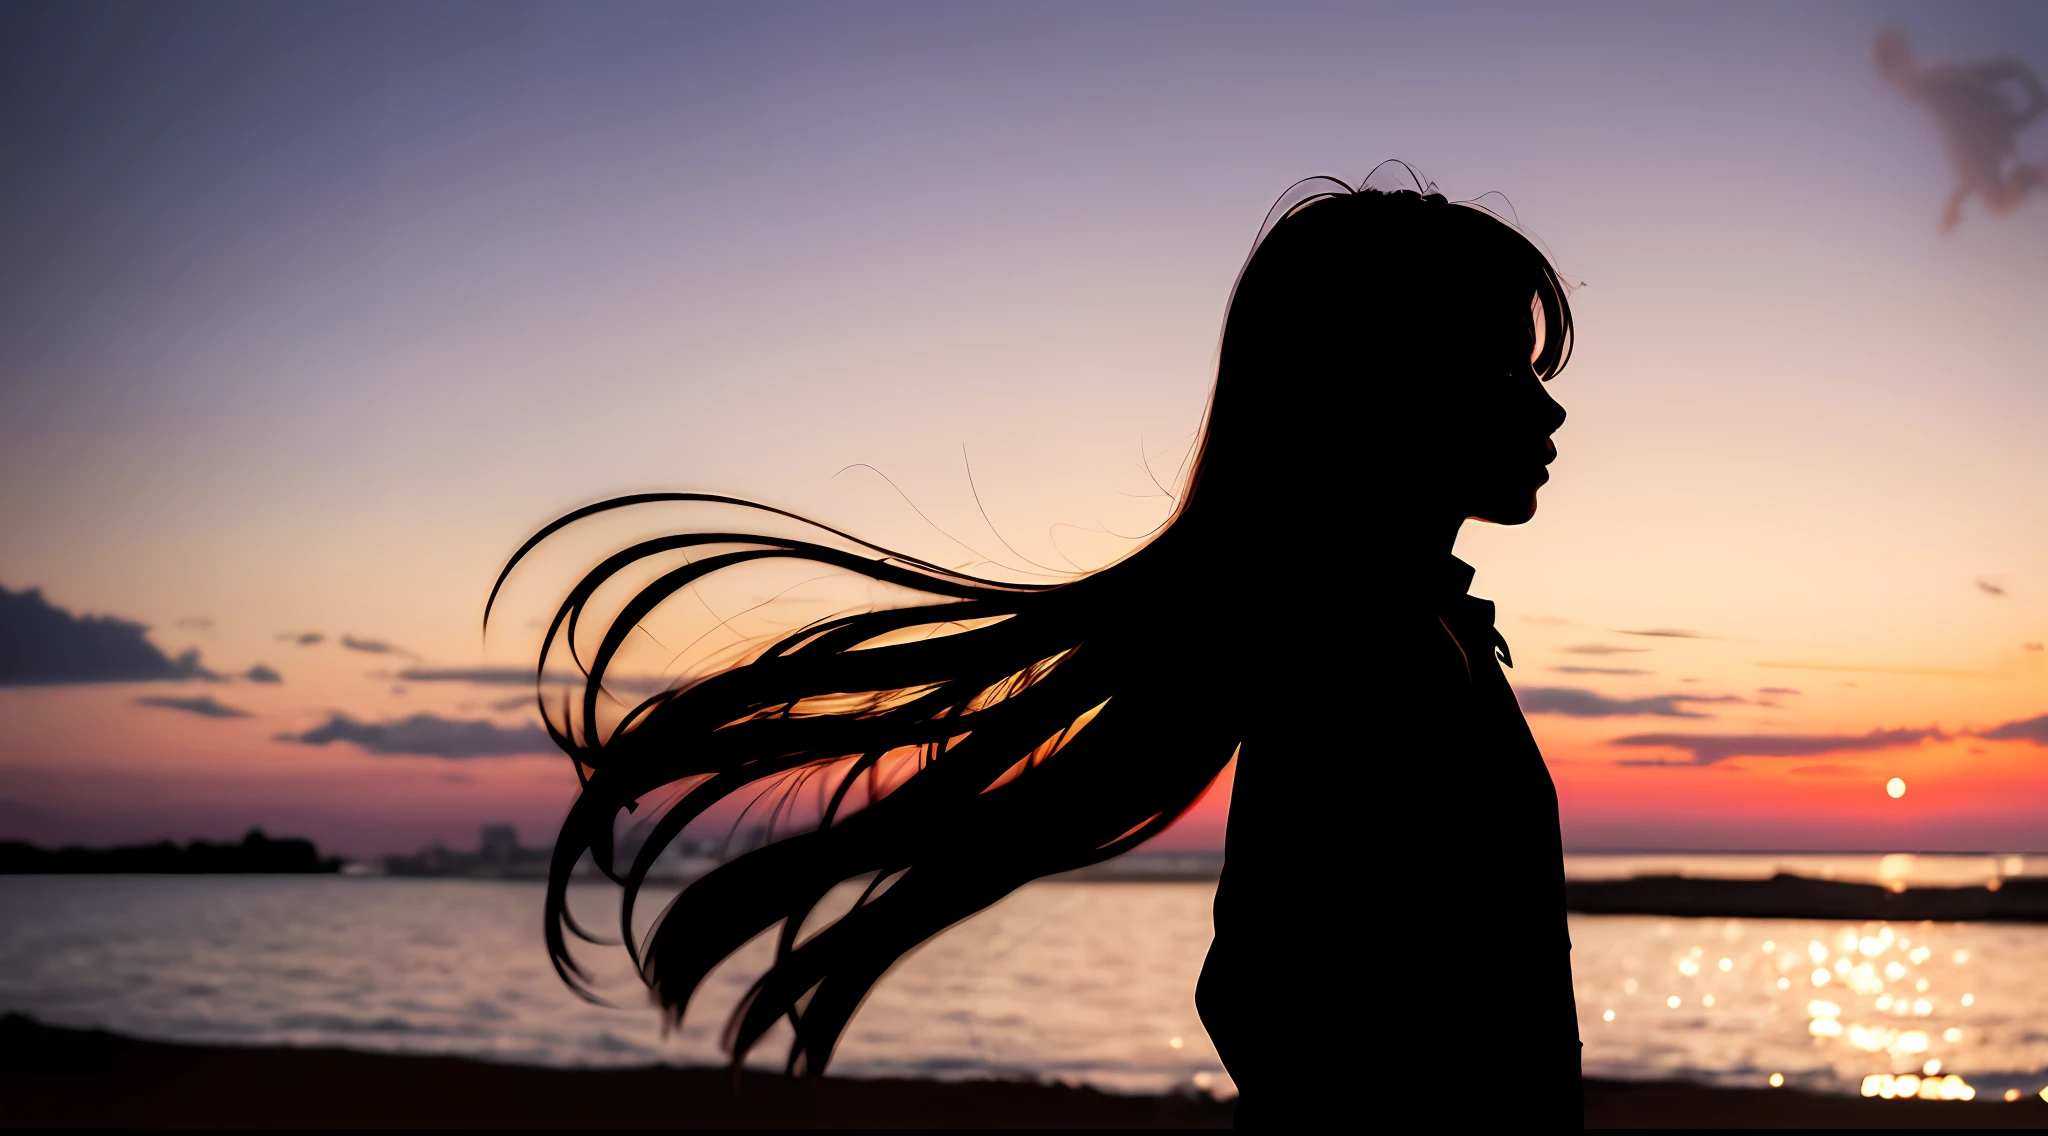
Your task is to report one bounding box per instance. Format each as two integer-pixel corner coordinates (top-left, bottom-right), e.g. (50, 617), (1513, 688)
(1789, 764), (1862, 776)
(1613, 628), (1712, 639)
(279, 712), (554, 758)
(1551, 665), (1653, 676)
(394, 665), (665, 695)
(1755, 661), (2000, 678)
(1976, 578), (2006, 597)
(1979, 714), (2048, 745)
(340, 635), (403, 655)
(491, 694), (538, 711)
(1756, 686), (1801, 696)
(1, 584), (219, 686)
(279, 632), (324, 646)
(175, 617), (213, 630)
(1516, 686), (1743, 719)
(2025, 643), (2044, 653)
(136, 694), (251, 719)
(1560, 644), (1651, 656)
(1610, 726), (1943, 767)
(394, 666), (531, 686)
(245, 664), (282, 683)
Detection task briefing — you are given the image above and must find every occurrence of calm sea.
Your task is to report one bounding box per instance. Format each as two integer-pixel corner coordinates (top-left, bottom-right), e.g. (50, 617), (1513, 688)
(3, 854), (2045, 1101)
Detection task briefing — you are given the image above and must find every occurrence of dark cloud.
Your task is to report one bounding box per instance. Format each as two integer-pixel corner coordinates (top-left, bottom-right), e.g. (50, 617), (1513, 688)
(245, 664), (282, 683)
(1756, 686), (1801, 695)
(1516, 686), (1743, 719)
(1611, 726), (1943, 767)
(340, 635), (403, 655)
(1976, 578), (2006, 597)
(1560, 644), (1651, 656)
(395, 666), (530, 686)
(1613, 628), (1712, 639)
(395, 665), (663, 696)
(137, 694), (250, 719)
(1980, 714), (2048, 745)
(279, 712), (553, 758)
(279, 632), (324, 646)
(1551, 666), (1652, 676)
(1, 584), (219, 686)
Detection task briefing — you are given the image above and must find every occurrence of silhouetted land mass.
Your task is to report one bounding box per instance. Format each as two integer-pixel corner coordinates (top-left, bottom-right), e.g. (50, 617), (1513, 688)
(0, 828), (340, 874)
(4, 1014), (2040, 1129)
(1567, 874), (2048, 923)
(381, 825), (1223, 882)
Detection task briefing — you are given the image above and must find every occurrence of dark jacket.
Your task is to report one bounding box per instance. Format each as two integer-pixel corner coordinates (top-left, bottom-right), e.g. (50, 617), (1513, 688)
(1197, 556), (1581, 1127)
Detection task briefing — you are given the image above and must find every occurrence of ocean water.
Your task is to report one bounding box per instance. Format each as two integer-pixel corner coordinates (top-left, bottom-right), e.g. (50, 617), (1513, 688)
(0, 876), (1230, 1096)
(3, 866), (2047, 1101)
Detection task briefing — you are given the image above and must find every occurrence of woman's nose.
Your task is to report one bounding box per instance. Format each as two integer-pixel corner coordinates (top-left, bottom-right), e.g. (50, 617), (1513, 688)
(1536, 385), (1566, 434)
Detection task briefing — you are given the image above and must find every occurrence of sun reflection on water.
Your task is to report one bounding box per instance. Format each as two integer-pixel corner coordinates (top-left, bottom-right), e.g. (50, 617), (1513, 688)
(1576, 913), (2047, 1101)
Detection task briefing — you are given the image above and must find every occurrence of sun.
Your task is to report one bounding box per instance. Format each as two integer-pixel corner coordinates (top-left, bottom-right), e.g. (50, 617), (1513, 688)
(1886, 777), (1906, 799)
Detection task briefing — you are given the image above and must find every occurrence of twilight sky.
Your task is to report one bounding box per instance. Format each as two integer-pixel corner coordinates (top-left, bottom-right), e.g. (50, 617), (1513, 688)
(4, 0), (2047, 857)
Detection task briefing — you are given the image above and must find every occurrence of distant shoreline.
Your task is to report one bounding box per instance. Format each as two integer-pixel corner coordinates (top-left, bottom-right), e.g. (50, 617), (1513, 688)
(1566, 874), (2048, 923)
(1563, 849), (2048, 857)
(14, 846), (2048, 926)
(0, 830), (340, 875)
(4, 1014), (2041, 1129)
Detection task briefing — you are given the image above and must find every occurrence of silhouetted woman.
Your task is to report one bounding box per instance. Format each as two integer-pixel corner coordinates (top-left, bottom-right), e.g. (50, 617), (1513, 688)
(491, 178), (1581, 1127)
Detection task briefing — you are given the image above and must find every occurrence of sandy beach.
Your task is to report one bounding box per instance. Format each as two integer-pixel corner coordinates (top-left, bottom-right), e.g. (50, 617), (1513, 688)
(5, 1014), (2045, 1129)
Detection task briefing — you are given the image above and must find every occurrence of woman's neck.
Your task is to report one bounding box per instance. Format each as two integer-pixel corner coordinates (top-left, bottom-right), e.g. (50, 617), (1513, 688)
(1378, 508), (1466, 564)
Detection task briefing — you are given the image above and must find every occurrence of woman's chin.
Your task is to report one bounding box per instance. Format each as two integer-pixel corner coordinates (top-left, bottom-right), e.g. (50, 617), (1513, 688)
(1472, 493), (1541, 526)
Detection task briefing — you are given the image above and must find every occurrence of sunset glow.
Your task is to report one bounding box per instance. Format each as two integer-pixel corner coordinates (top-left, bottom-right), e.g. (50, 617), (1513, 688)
(4, 3), (2046, 859)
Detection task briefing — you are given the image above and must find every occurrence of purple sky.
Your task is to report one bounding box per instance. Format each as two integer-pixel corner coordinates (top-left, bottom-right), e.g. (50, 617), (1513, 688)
(4, 1), (2048, 856)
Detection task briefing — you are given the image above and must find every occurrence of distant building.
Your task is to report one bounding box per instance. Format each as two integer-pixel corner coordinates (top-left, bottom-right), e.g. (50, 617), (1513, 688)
(384, 824), (553, 879)
(479, 825), (519, 866)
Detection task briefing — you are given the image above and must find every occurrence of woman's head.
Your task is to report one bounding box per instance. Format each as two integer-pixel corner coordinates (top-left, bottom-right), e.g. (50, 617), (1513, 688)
(1188, 185), (1573, 535)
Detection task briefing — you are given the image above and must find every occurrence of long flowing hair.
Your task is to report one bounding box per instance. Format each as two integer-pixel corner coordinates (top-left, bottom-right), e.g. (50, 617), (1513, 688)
(487, 174), (1574, 1075)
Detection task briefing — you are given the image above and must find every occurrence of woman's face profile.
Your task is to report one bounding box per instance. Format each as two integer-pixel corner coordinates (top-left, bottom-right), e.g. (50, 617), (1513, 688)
(1464, 361), (1565, 526)
(1423, 293), (1567, 528)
